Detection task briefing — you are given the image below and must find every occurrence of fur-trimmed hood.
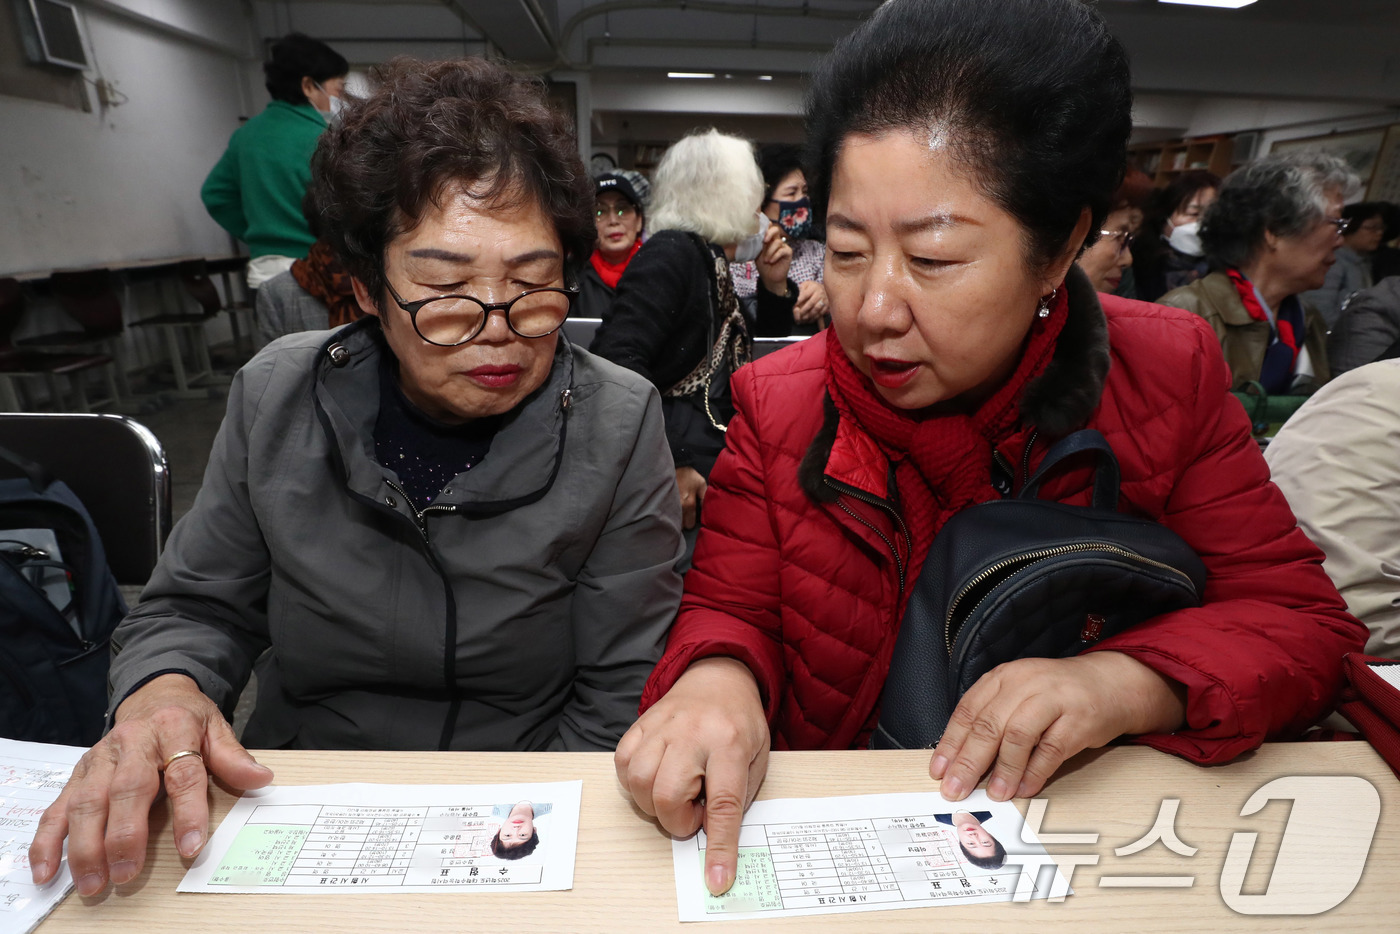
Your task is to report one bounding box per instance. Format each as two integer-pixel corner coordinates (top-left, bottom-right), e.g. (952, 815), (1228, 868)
(798, 265), (1111, 501)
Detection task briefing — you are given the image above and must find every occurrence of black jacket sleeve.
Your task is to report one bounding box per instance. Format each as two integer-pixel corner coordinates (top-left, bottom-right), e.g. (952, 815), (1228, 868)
(751, 278), (796, 337)
(589, 234), (700, 388)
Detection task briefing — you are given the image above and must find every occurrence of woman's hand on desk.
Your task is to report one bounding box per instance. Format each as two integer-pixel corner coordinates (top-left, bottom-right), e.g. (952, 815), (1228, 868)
(615, 657), (769, 897)
(929, 651), (1186, 803)
(29, 672), (273, 895)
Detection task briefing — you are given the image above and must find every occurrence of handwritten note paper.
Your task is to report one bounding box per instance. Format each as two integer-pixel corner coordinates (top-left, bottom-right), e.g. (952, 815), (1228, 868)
(672, 790), (1067, 921)
(0, 739), (85, 934)
(179, 781), (582, 894)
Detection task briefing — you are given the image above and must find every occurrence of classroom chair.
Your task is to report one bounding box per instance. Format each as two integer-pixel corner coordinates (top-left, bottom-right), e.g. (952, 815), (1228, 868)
(562, 316), (602, 348)
(0, 412), (170, 584)
(0, 278), (118, 413)
(16, 268), (134, 403)
(129, 260), (237, 399)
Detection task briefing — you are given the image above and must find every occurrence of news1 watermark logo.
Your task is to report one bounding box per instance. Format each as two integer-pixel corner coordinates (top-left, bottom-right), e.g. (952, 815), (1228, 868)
(1005, 776), (1380, 915)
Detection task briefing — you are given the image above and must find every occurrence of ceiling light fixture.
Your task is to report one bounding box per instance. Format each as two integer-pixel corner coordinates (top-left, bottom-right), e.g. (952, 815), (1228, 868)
(757, 75), (773, 81)
(1158, 0), (1258, 8)
(667, 72), (715, 79)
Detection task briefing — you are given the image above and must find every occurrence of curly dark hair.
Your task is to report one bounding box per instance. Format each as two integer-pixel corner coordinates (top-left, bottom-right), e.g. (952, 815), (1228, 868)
(308, 57), (595, 307)
(1199, 151), (1357, 269)
(263, 33), (347, 105)
(804, 0), (1132, 272)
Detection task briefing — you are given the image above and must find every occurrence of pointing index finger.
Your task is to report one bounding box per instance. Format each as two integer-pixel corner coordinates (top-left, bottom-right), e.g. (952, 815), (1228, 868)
(700, 748), (751, 896)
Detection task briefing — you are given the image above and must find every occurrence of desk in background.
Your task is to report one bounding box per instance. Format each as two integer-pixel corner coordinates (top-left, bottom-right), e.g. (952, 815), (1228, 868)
(39, 744), (1397, 933)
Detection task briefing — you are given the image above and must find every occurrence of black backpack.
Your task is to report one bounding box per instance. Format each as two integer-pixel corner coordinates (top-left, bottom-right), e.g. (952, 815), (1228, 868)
(871, 430), (1207, 749)
(0, 446), (126, 746)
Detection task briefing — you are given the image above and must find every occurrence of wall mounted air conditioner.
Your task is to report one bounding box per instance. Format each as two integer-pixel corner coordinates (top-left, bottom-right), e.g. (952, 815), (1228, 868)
(15, 0), (89, 70)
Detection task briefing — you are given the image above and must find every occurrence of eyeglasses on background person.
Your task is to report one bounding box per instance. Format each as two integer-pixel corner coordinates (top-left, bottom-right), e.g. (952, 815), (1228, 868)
(596, 203), (638, 220)
(1098, 229), (1135, 254)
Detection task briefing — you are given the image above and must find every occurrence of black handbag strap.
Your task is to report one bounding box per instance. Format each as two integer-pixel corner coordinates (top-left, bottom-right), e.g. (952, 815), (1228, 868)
(1020, 429), (1121, 511)
(0, 444), (53, 492)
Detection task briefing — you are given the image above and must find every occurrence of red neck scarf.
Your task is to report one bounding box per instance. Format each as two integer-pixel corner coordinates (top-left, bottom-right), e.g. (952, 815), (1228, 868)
(1225, 267), (1298, 364)
(823, 287), (1069, 577)
(589, 240), (641, 290)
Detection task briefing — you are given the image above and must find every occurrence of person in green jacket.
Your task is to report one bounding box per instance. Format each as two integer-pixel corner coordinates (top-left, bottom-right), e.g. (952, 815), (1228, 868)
(201, 33), (348, 289)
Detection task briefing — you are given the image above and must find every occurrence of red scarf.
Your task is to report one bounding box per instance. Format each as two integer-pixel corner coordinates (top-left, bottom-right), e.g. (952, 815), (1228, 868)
(589, 240), (641, 290)
(1225, 267), (1298, 365)
(823, 287), (1069, 580)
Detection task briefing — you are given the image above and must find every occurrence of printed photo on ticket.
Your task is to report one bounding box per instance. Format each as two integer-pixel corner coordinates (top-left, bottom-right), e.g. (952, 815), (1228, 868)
(671, 790), (1068, 921)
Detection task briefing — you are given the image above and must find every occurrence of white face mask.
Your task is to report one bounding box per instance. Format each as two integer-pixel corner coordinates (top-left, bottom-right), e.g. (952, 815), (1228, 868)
(733, 212), (769, 264)
(1168, 220), (1204, 257)
(314, 82), (345, 123)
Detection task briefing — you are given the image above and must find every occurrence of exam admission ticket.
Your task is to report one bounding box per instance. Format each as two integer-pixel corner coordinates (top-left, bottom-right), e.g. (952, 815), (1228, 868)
(0, 739), (86, 934)
(673, 791), (1065, 921)
(178, 780), (581, 894)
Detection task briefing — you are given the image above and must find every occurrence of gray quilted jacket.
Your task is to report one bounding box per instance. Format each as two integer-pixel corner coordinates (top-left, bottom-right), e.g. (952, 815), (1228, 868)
(108, 321), (684, 751)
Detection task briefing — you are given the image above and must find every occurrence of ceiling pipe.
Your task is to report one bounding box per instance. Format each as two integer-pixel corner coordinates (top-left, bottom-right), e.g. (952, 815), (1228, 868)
(559, 0), (876, 67)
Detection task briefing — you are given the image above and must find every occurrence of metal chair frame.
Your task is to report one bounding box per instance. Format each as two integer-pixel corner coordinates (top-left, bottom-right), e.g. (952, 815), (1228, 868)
(0, 412), (170, 585)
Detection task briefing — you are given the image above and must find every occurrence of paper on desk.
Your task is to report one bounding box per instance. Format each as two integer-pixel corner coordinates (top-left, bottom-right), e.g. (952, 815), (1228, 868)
(0, 738), (86, 934)
(672, 790), (1068, 922)
(1370, 663), (1400, 692)
(178, 780), (581, 894)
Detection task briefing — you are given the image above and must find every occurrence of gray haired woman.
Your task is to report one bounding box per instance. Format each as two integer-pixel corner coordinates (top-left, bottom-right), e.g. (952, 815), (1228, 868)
(591, 129), (796, 535)
(1158, 152), (1357, 395)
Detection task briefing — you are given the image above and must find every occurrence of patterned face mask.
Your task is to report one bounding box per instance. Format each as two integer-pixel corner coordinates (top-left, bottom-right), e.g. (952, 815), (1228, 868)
(770, 198), (813, 240)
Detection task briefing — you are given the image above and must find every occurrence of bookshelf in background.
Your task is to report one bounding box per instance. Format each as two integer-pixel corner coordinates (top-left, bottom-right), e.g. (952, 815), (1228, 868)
(619, 143), (669, 175)
(1129, 135), (1234, 186)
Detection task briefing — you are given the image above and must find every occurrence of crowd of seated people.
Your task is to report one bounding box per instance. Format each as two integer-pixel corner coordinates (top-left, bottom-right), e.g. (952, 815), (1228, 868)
(28, 0), (1400, 907)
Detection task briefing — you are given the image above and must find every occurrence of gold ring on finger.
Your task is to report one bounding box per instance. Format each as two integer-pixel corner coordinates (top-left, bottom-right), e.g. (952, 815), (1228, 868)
(161, 749), (203, 772)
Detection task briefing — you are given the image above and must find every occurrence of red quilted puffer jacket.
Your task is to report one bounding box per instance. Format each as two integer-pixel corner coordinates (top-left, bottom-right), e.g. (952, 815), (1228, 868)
(640, 269), (1367, 762)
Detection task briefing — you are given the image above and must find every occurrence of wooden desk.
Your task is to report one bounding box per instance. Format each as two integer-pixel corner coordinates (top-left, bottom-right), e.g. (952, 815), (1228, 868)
(4, 254), (248, 284)
(39, 744), (1397, 932)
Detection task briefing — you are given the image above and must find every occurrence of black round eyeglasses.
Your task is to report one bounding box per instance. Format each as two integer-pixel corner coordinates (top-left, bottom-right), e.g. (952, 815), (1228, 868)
(383, 281), (578, 346)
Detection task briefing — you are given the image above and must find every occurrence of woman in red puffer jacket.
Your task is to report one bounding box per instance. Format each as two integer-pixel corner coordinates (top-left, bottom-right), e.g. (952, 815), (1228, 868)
(615, 0), (1366, 899)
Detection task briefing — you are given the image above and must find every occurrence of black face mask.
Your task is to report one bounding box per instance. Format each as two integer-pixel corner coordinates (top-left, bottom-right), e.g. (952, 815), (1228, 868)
(770, 198), (814, 239)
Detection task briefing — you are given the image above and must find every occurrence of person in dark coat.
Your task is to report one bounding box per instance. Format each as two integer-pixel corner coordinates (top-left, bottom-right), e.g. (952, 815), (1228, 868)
(1130, 170), (1219, 303)
(1328, 275), (1400, 375)
(575, 171), (649, 319)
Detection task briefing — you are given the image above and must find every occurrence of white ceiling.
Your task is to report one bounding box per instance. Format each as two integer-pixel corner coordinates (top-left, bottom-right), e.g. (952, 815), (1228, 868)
(248, 0), (1400, 140)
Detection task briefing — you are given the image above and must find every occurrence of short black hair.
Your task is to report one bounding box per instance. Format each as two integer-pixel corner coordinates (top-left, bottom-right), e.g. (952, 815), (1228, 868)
(960, 837), (1007, 871)
(758, 143), (805, 203)
(264, 33), (349, 105)
(804, 0), (1132, 272)
(491, 828), (540, 860)
(1343, 201), (1387, 227)
(1142, 170), (1220, 239)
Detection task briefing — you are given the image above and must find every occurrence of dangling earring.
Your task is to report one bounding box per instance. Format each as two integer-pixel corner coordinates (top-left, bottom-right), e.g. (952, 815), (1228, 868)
(1037, 288), (1058, 319)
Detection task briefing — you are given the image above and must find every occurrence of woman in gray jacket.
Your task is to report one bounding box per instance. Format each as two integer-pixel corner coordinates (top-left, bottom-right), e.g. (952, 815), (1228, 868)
(32, 58), (684, 898)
